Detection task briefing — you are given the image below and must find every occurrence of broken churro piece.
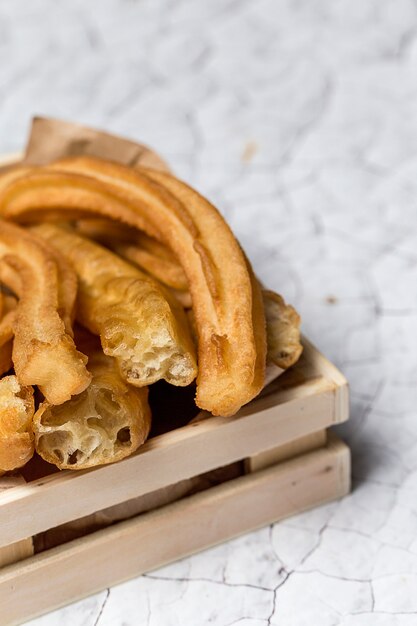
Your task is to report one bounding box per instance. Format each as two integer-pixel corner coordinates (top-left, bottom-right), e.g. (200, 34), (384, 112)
(78, 224), (301, 371)
(263, 290), (302, 370)
(34, 333), (152, 470)
(32, 224), (197, 387)
(0, 375), (34, 472)
(0, 222), (91, 404)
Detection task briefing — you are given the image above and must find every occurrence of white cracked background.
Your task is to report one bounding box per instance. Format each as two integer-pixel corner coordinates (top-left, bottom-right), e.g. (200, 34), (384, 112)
(1, 0), (417, 624)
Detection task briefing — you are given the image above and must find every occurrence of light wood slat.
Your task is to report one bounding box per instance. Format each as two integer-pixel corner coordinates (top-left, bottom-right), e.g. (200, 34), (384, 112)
(245, 429), (327, 473)
(301, 336), (349, 422)
(0, 436), (350, 626)
(0, 479), (34, 568)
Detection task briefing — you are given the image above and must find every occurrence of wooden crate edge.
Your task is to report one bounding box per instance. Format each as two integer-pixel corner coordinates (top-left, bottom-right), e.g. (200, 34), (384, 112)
(0, 436), (350, 625)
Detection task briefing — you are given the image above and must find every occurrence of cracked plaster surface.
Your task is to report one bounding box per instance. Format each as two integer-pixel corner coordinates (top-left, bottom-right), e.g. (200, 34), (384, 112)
(6, 0), (416, 623)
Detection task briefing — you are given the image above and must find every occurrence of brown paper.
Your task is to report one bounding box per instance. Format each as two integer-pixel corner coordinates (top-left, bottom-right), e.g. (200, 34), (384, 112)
(24, 116), (170, 171)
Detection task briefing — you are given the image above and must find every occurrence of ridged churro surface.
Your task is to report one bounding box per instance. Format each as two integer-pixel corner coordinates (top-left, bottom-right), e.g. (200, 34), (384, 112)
(32, 224), (197, 388)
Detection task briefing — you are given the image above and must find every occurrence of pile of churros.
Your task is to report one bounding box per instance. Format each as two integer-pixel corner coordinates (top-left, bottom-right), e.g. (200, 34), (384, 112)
(0, 155), (302, 473)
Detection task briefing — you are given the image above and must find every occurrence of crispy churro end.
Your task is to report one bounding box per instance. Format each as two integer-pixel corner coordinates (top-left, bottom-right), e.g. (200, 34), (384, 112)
(0, 375), (35, 472)
(104, 322), (197, 388)
(34, 358), (151, 470)
(15, 337), (92, 405)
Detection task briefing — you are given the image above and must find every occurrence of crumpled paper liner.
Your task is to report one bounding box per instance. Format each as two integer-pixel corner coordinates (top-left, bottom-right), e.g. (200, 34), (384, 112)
(24, 116), (169, 171)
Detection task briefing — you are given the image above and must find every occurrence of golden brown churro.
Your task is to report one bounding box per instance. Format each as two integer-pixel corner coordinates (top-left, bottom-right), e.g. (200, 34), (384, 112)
(0, 166), (33, 195)
(0, 222), (91, 404)
(0, 158), (266, 415)
(0, 375), (34, 472)
(34, 330), (152, 470)
(112, 239), (188, 291)
(97, 227), (301, 373)
(32, 224), (197, 387)
(76, 219), (188, 291)
(78, 222), (302, 372)
(0, 238), (77, 338)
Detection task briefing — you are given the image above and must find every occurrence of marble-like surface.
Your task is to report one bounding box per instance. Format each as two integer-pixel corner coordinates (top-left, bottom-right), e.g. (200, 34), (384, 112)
(1, 0), (416, 623)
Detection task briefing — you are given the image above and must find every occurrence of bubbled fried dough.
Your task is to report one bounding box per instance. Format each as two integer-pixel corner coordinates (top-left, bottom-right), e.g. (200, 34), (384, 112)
(0, 157), (266, 416)
(34, 336), (151, 470)
(0, 375), (34, 472)
(79, 222), (303, 370)
(32, 224), (197, 388)
(0, 222), (91, 404)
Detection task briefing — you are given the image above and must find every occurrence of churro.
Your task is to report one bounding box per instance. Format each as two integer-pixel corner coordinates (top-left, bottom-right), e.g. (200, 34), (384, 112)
(0, 222), (91, 404)
(32, 223), (197, 387)
(34, 331), (151, 470)
(116, 232), (302, 373)
(76, 219), (188, 291)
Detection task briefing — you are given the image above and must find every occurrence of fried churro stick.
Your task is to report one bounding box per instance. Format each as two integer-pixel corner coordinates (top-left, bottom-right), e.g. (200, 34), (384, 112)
(0, 237), (77, 337)
(113, 239), (188, 291)
(76, 219), (140, 243)
(76, 219), (188, 291)
(32, 224), (197, 387)
(99, 164), (266, 415)
(34, 331), (152, 470)
(41, 237), (77, 336)
(0, 168), (161, 237)
(0, 222), (91, 404)
(77, 220), (191, 305)
(0, 375), (34, 472)
(0, 158), (266, 415)
(108, 230), (302, 371)
(0, 293), (14, 376)
(0, 166), (33, 195)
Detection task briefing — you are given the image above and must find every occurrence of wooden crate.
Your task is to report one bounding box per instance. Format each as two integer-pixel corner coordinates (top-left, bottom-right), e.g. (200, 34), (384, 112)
(0, 338), (350, 625)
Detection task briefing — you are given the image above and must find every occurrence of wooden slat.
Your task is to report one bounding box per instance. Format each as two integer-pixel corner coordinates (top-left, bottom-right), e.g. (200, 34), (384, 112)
(245, 429), (327, 473)
(0, 340), (348, 548)
(0, 478), (34, 568)
(0, 436), (350, 626)
(302, 336), (349, 423)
